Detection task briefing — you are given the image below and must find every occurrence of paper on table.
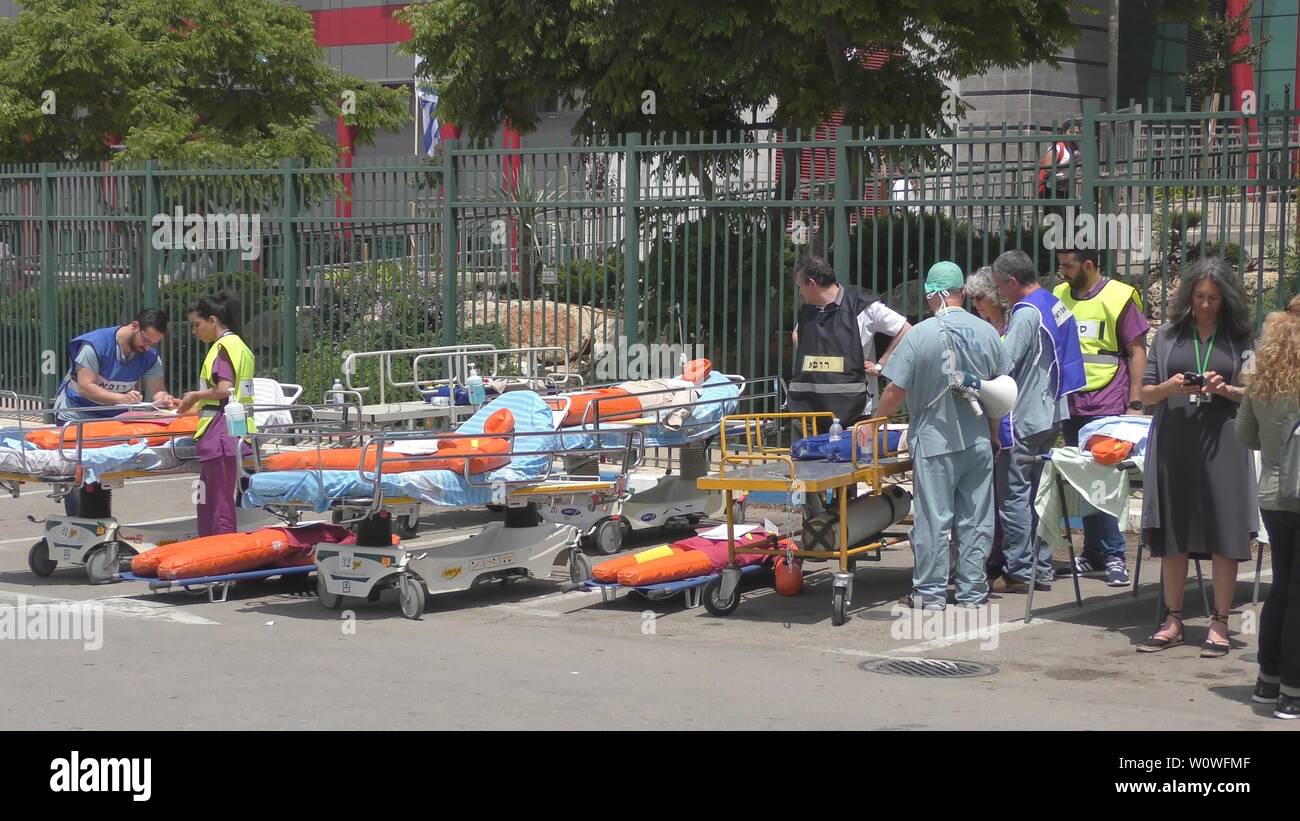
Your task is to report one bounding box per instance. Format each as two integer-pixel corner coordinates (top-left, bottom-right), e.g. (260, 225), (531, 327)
(387, 438), (440, 455)
(113, 410), (177, 423)
(698, 523), (760, 541)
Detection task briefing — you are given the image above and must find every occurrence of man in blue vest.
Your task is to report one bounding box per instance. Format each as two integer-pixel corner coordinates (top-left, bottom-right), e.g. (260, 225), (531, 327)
(54, 309), (175, 422)
(988, 250), (1086, 593)
(53, 309), (176, 514)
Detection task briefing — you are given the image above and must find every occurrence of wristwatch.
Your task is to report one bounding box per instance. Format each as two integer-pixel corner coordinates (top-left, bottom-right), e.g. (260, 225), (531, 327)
(1128, 400), (1143, 411)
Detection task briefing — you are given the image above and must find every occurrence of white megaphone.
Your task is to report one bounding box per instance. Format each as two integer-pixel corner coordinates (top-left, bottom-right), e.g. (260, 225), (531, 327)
(952, 372), (1019, 419)
(977, 374), (1019, 418)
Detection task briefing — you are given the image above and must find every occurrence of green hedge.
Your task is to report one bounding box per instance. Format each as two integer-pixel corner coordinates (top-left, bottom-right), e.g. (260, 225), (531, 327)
(0, 271), (280, 400)
(156, 270), (280, 395)
(643, 212), (799, 369)
(295, 322), (508, 404)
(488, 251), (624, 310)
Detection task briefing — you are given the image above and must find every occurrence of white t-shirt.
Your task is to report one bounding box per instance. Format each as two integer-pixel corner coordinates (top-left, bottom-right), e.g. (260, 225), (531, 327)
(858, 302), (908, 409)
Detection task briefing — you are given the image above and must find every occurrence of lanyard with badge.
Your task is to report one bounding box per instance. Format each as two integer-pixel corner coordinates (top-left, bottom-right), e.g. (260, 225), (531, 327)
(1190, 330), (1215, 406)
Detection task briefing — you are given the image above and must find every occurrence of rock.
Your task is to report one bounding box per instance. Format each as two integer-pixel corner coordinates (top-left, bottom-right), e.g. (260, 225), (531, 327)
(458, 298), (621, 363)
(244, 308), (315, 354)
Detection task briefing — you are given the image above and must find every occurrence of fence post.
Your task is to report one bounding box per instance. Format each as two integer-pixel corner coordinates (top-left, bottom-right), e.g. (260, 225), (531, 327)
(279, 158), (300, 383)
(441, 139), (458, 346)
(833, 125), (851, 280)
(1081, 100), (1102, 270)
(622, 133), (641, 347)
(39, 162), (57, 401)
(142, 160), (159, 309)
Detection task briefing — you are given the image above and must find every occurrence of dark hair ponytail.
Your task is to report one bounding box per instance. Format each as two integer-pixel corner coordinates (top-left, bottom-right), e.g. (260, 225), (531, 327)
(188, 290), (241, 334)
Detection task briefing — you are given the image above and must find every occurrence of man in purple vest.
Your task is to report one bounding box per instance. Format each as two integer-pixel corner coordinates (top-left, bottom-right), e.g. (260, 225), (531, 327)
(53, 309), (177, 514)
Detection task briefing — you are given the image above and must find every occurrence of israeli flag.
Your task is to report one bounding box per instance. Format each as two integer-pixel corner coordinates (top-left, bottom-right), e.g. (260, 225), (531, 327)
(414, 55), (440, 156)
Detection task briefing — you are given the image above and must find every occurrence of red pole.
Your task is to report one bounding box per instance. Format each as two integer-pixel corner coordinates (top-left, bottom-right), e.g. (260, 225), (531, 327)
(336, 114), (357, 244)
(1227, 0), (1259, 188)
(503, 118), (522, 278)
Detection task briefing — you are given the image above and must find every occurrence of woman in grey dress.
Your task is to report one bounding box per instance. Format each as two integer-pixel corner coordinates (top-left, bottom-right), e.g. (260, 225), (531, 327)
(1138, 258), (1257, 657)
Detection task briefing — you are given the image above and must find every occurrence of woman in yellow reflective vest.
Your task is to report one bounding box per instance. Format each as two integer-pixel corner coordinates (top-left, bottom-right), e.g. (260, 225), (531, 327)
(175, 291), (256, 536)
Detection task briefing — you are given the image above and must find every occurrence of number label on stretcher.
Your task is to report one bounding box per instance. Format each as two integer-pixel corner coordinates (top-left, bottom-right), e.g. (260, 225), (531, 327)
(338, 553), (353, 570)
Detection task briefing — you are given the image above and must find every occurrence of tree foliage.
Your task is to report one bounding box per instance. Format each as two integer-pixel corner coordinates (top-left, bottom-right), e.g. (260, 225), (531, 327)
(0, 0), (409, 165)
(1184, 1), (1271, 104)
(400, 0), (1080, 139)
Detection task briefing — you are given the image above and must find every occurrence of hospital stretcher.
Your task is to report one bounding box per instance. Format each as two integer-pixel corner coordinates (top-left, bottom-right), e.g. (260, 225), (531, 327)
(313, 344), (583, 430)
(0, 382), (306, 583)
(536, 373), (782, 554)
(695, 412), (915, 626)
(239, 390), (643, 619)
(119, 564), (316, 603)
(583, 562), (769, 608)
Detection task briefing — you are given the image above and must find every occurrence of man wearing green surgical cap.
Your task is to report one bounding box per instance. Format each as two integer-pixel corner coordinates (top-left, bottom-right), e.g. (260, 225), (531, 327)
(879, 261), (1010, 609)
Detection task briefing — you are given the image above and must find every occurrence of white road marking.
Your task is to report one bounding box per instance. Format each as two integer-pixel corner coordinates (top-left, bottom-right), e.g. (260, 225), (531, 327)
(0, 589), (220, 626)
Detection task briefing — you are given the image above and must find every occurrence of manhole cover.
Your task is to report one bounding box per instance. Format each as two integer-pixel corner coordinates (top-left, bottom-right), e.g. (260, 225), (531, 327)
(859, 658), (996, 678)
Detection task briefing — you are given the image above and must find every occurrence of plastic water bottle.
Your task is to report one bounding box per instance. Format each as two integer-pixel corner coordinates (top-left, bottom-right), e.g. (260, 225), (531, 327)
(826, 419), (844, 461)
(467, 363), (486, 407)
(225, 387), (248, 438)
(328, 378), (344, 405)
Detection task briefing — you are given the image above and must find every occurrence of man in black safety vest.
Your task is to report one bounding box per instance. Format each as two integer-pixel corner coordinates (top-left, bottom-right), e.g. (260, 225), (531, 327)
(788, 256), (912, 432)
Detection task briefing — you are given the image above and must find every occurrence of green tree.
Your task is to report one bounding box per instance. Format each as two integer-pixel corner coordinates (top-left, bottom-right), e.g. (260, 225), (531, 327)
(1183, 1), (1271, 105)
(400, 0), (1078, 140)
(0, 0), (409, 165)
(400, 0), (1081, 270)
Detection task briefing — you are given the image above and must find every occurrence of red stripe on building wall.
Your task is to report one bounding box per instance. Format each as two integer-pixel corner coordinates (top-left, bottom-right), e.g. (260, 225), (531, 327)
(311, 4), (413, 47)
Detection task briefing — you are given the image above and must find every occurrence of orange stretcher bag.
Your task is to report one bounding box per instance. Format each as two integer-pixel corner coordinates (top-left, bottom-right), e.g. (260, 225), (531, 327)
(262, 408), (515, 475)
(1084, 434), (1134, 465)
(591, 543), (716, 586)
(26, 415), (200, 450)
(591, 543), (676, 582)
(551, 388), (642, 427)
(615, 550), (715, 586)
(131, 528), (291, 579)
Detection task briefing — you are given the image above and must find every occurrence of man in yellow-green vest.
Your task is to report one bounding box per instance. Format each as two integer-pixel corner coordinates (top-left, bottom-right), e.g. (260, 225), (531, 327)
(175, 292), (256, 536)
(1053, 248), (1150, 586)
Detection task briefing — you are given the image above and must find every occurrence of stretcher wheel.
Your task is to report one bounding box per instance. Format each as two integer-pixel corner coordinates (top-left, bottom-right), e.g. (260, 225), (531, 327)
(28, 539), (56, 577)
(587, 518), (624, 555)
(317, 573), (344, 610)
(831, 587), (848, 626)
(398, 574), (426, 620)
(393, 512), (421, 539)
(84, 543), (120, 585)
(114, 544), (139, 573)
(703, 576), (740, 616)
(569, 551), (594, 584)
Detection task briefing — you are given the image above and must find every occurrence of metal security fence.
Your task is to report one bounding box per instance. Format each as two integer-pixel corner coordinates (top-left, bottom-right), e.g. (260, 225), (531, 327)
(1, 102), (1297, 409)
